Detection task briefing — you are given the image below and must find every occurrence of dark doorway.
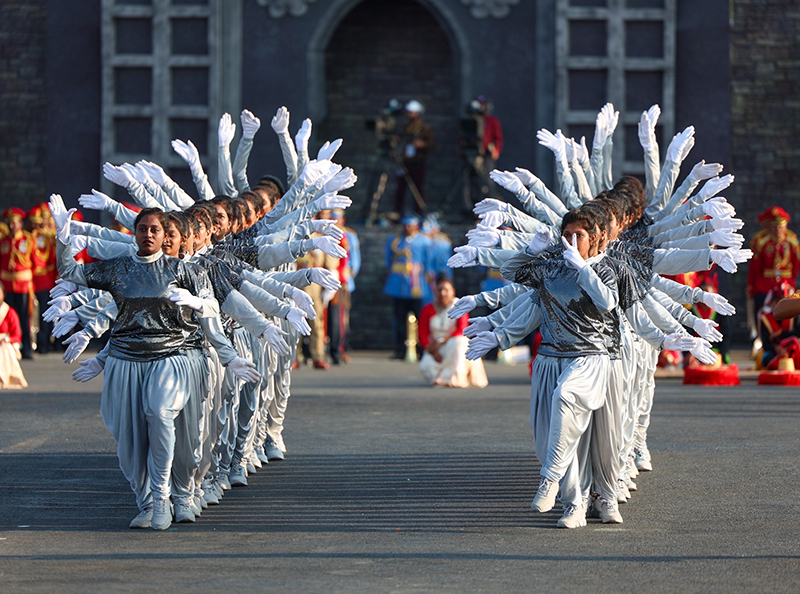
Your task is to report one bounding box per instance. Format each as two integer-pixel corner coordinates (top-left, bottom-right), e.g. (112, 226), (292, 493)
(321, 0), (459, 221)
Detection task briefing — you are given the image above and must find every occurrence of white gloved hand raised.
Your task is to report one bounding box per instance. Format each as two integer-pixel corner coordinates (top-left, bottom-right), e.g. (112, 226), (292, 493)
(637, 105), (660, 151)
(295, 118), (312, 154)
(299, 159), (332, 185)
(79, 189), (114, 212)
(262, 324), (290, 356)
(169, 288), (204, 312)
(690, 337), (718, 365)
(218, 113), (236, 148)
(309, 268), (342, 291)
(464, 317), (493, 338)
(561, 234), (587, 271)
(240, 109), (261, 140)
(313, 192), (352, 212)
(665, 126), (695, 163)
(709, 229), (744, 249)
(43, 296), (72, 323)
(489, 170), (525, 195)
(710, 216), (745, 232)
(311, 219), (345, 241)
(593, 106), (611, 151)
(575, 137), (590, 168)
(270, 106), (290, 135)
(698, 174), (735, 202)
(710, 248), (754, 273)
(602, 103), (619, 136)
(447, 245), (478, 268)
(321, 288), (336, 307)
(693, 318), (723, 342)
(171, 139), (202, 171)
(53, 310), (79, 338)
(139, 161), (169, 186)
(473, 198), (510, 216)
(49, 194), (75, 244)
(447, 295), (477, 319)
(537, 128), (567, 163)
(465, 331), (499, 360)
(72, 357), (103, 382)
(702, 197), (736, 219)
(478, 211), (506, 229)
(63, 330), (92, 364)
(688, 160), (724, 184)
(323, 167), (357, 194)
(103, 162), (135, 188)
(661, 332), (695, 352)
(70, 235), (87, 257)
(125, 163), (151, 186)
(291, 287), (316, 320)
(317, 138), (343, 161)
(467, 225), (500, 248)
(312, 236), (347, 259)
(286, 307), (311, 336)
(701, 292), (736, 316)
(528, 228), (552, 255)
(227, 356), (261, 383)
(50, 279), (77, 299)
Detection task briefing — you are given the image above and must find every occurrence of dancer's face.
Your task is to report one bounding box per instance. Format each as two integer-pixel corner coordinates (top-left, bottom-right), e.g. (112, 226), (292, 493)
(161, 221), (182, 258)
(135, 214), (165, 256)
(194, 221), (208, 250)
(562, 222), (595, 260)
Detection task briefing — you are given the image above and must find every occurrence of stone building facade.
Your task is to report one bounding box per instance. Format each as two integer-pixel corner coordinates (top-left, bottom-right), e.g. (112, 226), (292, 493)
(1, 0), (796, 345)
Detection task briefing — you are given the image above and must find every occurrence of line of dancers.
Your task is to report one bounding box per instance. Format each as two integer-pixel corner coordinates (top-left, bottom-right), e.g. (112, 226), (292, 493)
(446, 103), (752, 528)
(47, 107), (354, 530)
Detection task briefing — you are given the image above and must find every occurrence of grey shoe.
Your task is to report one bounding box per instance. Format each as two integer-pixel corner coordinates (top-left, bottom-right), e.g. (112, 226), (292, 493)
(256, 446), (270, 465)
(250, 453), (262, 469)
(152, 498), (172, 530)
(556, 501), (587, 529)
(129, 509), (152, 529)
(174, 501), (196, 523)
(202, 479), (220, 505)
(218, 473), (232, 491)
(190, 496), (203, 517)
(530, 477), (558, 513)
(264, 437), (285, 461)
(229, 463), (248, 487)
(595, 497), (624, 524)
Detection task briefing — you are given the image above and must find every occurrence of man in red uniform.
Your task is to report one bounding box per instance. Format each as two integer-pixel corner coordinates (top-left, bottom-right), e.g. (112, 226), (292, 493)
(0, 208), (34, 358)
(747, 207), (800, 338)
(28, 203), (57, 353)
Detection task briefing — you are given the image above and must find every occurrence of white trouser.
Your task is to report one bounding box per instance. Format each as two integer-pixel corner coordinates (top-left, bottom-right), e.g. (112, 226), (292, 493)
(172, 350), (209, 502)
(634, 343), (659, 451)
(267, 317), (298, 442)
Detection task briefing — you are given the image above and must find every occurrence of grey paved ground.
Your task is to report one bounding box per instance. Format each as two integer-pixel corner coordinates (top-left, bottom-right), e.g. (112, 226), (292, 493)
(1, 353), (799, 593)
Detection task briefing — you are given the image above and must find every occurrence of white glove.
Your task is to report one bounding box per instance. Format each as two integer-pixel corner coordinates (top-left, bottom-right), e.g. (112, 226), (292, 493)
(78, 189), (114, 212)
(291, 287), (316, 320)
(128, 163), (153, 186)
(227, 356), (261, 383)
(528, 228), (552, 255)
(171, 139), (202, 172)
(710, 248), (753, 273)
(295, 118), (312, 154)
(701, 292), (736, 316)
(323, 167), (357, 194)
(693, 318), (723, 342)
(709, 229), (744, 249)
(465, 331), (499, 360)
(321, 288), (336, 307)
(287, 307), (311, 336)
(710, 216), (745, 232)
(313, 192), (352, 212)
(593, 107), (610, 151)
(563, 136), (575, 163)
(169, 288), (204, 312)
(561, 234), (587, 271)
(63, 330), (92, 364)
(665, 126), (695, 163)
(309, 268), (342, 291)
(218, 113), (236, 148)
(513, 167), (536, 188)
(688, 160), (724, 184)
(447, 295), (477, 319)
(447, 245), (478, 268)
(270, 106), (290, 135)
(53, 310), (79, 338)
(49, 194), (75, 244)
(312, 236), (347, 259)
(602, 103), (619, 135)
(473, 198), (510, 216)
(240, 109), (261, 140)
(69, 235), (87, 257)
(478, 211), (506, 229)
(299, 159), (331, 186)
(317, 138), (343, 161)
(690, 337), (718, 365)
(467, 226), (500, 248)
(637, 105), (660, 151)
(311, 219), (345, 241)
(489, 170), (525, 195)
(661, 332), (695, 351)
(262, 324), (290, 356)
(537, 128), (567, 163)
(698, 174), (734, 201)
(702, 197), (736, 219)
(464, 317), (493, 338)
(43, 296), (72, 323)
(139, 161), (168, 186)
(50, 279), (77, 299)
(103, 162), (135, 188)
(575, 137), (590, 168)
(72, 357), (103, 382)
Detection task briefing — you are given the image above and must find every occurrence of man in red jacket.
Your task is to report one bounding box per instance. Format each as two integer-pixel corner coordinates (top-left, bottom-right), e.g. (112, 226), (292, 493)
(0, 208), (34, 358)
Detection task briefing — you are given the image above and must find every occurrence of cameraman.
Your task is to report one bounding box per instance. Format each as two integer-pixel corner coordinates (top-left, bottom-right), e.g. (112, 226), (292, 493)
(394, 100), (435, 215)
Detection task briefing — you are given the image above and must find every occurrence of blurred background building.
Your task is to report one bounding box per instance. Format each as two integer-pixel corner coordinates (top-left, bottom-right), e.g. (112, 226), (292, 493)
(1, 0), (797, 347)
